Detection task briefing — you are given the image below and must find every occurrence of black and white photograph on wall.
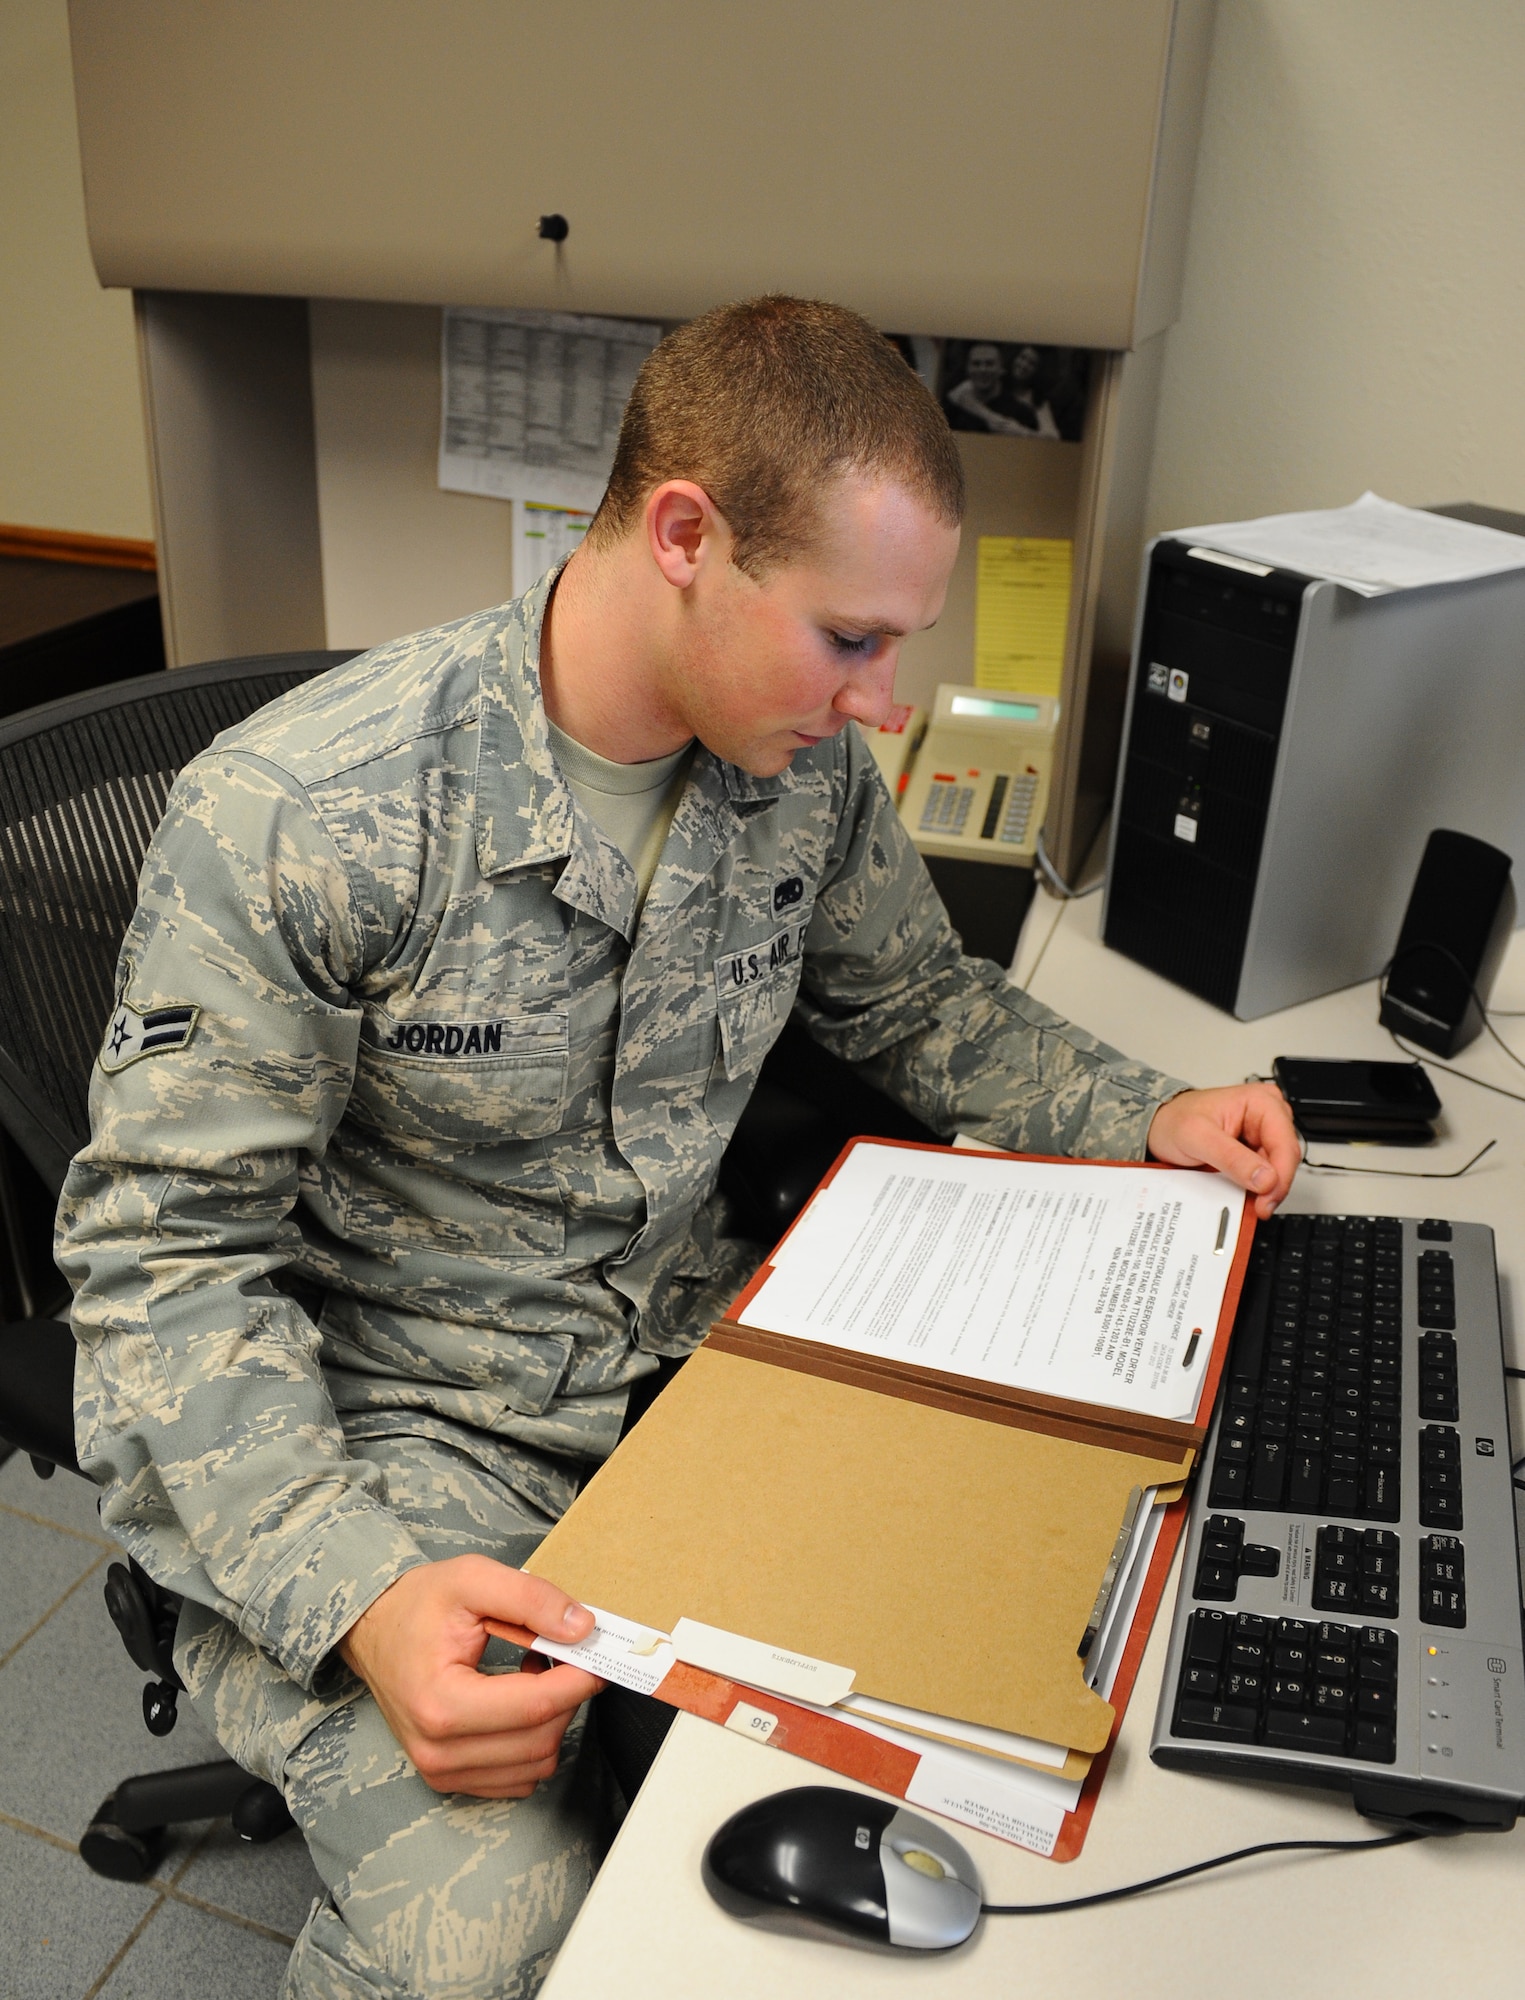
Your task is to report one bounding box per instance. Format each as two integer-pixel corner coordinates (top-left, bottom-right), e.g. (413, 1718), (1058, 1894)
(937, 340), (1089, 442)
(885, 333), (941, 395)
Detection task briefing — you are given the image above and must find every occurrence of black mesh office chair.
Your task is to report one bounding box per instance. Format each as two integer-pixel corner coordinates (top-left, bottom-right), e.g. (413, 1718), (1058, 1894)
(0, 652), (355, 1880)
(0, 647), (936, 1864)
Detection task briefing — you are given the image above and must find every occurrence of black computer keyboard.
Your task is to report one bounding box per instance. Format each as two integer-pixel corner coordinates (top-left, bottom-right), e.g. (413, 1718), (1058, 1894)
(1152, 1213), (1525, 1829)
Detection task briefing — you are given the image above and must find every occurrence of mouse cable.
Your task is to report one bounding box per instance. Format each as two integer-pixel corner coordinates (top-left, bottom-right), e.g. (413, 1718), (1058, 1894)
(979, 1826), (1424, 1916)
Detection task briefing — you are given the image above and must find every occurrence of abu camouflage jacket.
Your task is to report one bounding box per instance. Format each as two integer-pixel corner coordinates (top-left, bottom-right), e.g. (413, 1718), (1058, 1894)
(56, 573), (1188, 1691)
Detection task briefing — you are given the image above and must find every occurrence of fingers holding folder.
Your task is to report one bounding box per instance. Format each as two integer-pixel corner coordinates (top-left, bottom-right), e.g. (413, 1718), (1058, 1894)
(339, 1556), (605, 1799)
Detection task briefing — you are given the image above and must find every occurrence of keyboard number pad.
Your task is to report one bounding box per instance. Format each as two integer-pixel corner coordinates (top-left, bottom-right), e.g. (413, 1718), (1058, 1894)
(1174, 1611), (1397, 1763)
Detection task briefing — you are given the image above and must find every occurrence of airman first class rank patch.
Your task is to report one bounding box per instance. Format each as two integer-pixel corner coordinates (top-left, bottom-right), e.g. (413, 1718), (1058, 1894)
(99, 1000), (199, 1074)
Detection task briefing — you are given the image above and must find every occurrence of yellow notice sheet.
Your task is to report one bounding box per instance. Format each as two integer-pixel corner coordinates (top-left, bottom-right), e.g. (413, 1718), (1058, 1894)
(974, 536), (1072, 695)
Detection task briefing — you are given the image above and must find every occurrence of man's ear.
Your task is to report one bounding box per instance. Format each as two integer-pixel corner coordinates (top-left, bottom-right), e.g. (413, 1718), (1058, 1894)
(646, 481), (728, 588)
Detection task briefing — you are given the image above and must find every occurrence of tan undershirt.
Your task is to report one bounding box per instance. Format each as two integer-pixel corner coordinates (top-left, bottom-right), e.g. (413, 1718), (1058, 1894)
(547, 718), (695, 908)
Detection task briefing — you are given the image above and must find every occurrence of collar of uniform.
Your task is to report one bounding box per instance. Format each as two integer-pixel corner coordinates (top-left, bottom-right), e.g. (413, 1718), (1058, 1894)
(473, 571), (576, 878)
(473, 575), (639, 932)
(718, 760), (790, 805)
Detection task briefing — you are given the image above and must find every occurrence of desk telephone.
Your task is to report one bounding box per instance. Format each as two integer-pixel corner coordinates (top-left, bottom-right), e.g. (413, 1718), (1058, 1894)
(866, 684), (1058, 866)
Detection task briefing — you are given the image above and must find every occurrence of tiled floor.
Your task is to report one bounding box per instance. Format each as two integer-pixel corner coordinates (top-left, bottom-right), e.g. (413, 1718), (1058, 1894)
(0, 1448), (322, 1999)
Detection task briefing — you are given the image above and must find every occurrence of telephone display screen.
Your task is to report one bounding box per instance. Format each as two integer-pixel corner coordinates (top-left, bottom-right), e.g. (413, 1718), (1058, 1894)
(949, 694), (1041, 722)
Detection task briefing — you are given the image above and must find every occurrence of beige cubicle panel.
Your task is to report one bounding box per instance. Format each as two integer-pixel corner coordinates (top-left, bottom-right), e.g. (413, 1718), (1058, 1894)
(134, 293), (327, 668)
(74, 0), (1217, 882)
(72, 0), (1209, 352)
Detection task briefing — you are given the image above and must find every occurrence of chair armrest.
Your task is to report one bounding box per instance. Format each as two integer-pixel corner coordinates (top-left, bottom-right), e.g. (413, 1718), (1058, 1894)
(0, 1317), (81, 1475)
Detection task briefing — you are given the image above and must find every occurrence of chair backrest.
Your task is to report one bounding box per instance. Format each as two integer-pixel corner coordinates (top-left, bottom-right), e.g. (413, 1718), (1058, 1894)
(0, 653), (355, 1193)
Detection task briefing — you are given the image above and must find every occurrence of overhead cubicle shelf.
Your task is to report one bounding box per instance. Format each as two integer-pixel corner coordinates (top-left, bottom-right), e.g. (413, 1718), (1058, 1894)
(68, 0), (1216, 886)
(69, 0), (1207, 353)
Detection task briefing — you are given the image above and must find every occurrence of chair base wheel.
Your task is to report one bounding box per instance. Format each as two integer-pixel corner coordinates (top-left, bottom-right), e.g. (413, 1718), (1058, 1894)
(80, 1806), (166, 1883)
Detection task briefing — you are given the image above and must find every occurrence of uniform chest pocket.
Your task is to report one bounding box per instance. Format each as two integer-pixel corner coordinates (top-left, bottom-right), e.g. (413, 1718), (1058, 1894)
(350, 1011), (570, 1148)
(704, 924), (808, 1129)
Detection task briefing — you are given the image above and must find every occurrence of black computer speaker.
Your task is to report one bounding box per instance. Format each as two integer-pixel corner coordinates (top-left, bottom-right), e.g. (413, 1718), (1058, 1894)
(1378, 829), (1515, 1056)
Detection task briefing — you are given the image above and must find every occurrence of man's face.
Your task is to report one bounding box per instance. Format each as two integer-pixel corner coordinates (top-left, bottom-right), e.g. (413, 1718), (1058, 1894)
(662, 476), (959, 778)
(966, 345), (1003, 399)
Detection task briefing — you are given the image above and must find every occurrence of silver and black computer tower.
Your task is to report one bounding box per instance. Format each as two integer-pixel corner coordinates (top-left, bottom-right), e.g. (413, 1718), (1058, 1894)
(1102, 519), (1525, 1018)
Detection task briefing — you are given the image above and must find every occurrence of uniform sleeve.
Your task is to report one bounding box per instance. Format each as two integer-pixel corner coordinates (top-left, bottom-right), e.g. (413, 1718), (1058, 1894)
(794, 728), (1190, 1160)
(55, 751), (429, 1691)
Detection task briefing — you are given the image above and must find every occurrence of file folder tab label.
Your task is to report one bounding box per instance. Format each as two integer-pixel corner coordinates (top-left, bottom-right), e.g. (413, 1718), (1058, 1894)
(671, 1619), (856, 1706)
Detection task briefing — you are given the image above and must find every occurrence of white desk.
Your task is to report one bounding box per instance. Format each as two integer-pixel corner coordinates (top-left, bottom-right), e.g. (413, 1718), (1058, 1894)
(543, 891), (1525, 1998)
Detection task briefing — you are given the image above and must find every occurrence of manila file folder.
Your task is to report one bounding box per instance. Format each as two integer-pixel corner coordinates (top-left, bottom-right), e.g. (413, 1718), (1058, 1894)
(524, 1329), (1204, 1757)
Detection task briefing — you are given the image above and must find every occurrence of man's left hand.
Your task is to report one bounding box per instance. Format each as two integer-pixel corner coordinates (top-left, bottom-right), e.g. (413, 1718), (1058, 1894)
(1146, 1081), (1300, 1219)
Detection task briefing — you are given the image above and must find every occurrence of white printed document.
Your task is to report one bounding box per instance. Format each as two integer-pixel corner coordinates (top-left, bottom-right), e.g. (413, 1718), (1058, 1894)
(1171, 491), (1525, 597)
(740, 1144), (1242, 1423)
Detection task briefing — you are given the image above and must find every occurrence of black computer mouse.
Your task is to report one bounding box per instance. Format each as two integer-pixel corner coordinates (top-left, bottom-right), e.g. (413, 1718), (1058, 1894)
(701, 1785), (983, 1951)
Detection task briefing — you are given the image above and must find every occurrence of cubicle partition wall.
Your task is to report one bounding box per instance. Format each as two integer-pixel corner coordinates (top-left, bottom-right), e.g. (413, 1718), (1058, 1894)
(68, 0), (1217, 884)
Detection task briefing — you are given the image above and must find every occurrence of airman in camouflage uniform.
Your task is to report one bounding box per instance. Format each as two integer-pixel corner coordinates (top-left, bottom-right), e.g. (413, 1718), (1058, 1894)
(55, 291), (1307, 1999)
(56, 565), (1193, 1994)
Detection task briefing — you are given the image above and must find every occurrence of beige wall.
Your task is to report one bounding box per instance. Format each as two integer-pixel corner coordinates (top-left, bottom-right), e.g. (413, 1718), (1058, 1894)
(0, 0), (152, 537)
(1146, 0), (1525, 537)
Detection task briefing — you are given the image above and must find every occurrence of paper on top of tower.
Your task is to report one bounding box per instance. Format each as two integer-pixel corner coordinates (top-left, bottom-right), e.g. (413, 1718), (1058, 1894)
(1169, 492), (1525, 597)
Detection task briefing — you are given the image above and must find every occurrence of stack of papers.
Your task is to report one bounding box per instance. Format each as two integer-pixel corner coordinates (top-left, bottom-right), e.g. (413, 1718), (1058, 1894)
(1171, 491), (1525, 597)
(740, 1144), (1235, 1424)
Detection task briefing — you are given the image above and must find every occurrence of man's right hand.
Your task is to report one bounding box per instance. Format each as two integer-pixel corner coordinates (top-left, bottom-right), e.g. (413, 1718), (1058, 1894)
(338, 1556), (604, 1799)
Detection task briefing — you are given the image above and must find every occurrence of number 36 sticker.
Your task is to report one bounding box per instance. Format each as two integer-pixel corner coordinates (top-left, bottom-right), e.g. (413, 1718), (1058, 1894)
(724, 1700), (780, 1745)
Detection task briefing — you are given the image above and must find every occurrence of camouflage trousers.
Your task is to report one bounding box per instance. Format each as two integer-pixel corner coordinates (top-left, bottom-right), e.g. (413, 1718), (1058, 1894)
(175, 1422), (616, 2000)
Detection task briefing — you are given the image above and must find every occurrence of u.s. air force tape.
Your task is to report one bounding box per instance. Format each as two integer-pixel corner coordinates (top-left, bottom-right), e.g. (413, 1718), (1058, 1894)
(98, 1000), (200, 1074)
